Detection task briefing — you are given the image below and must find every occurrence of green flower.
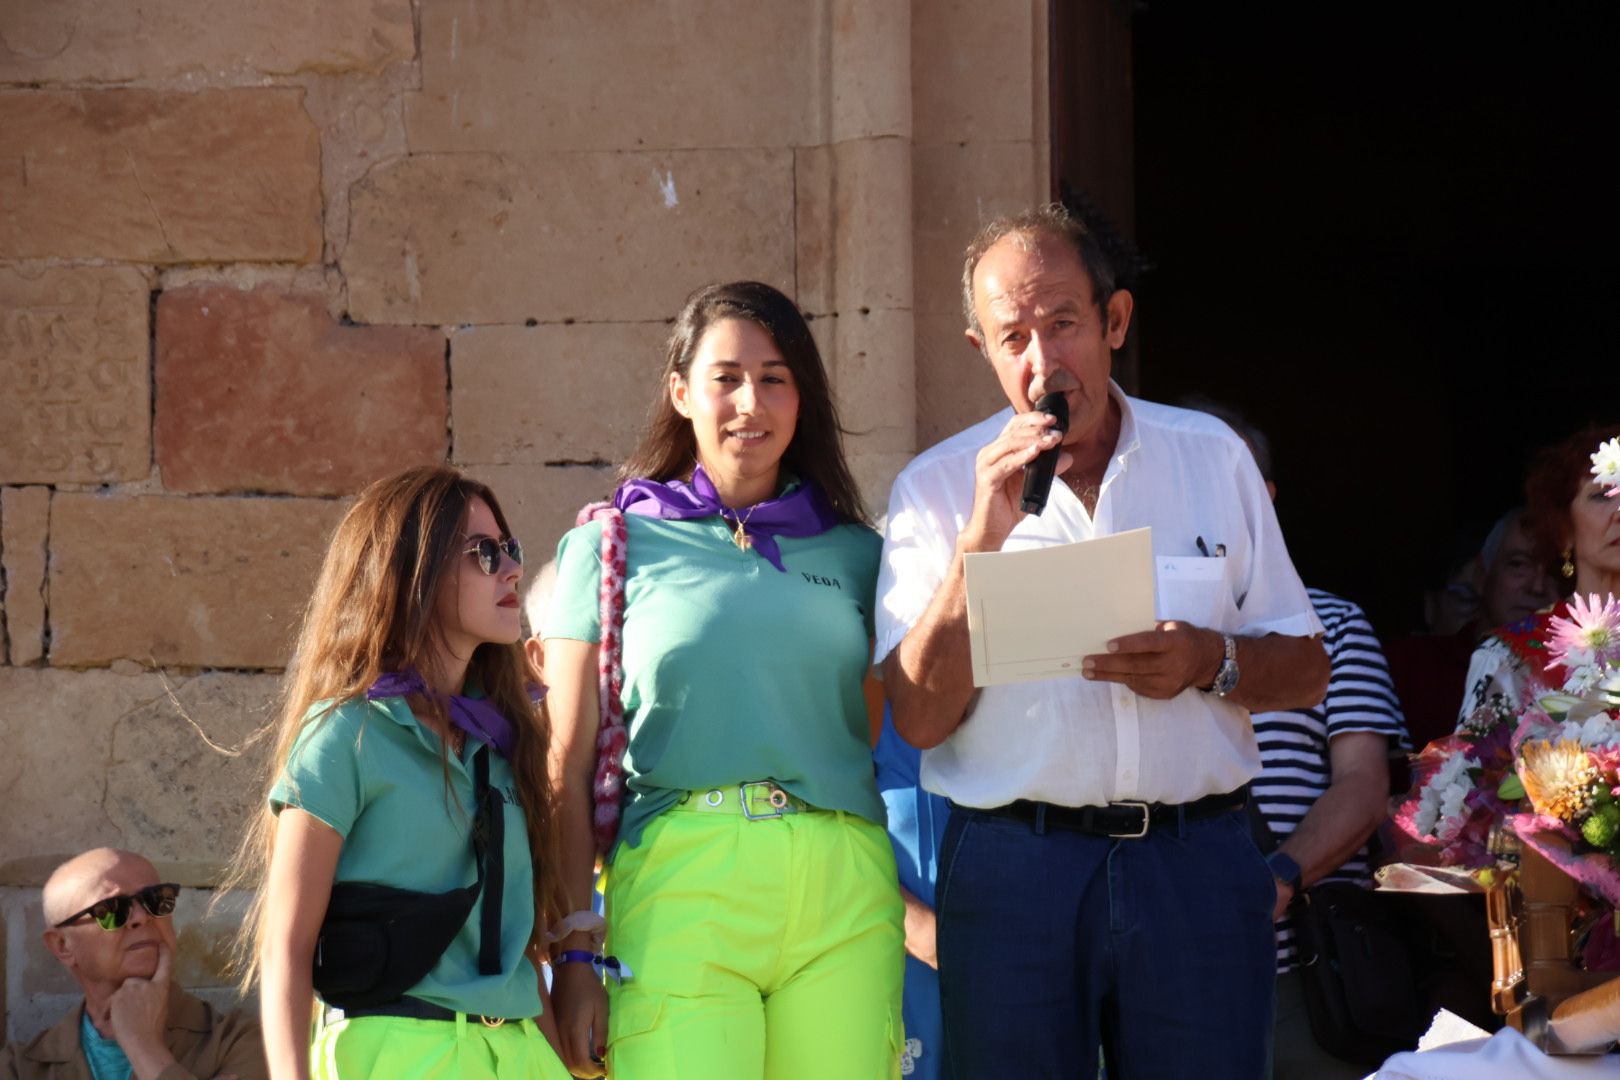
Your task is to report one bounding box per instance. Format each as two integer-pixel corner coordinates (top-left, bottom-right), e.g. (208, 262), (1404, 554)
(1583, 813), (1618, 849)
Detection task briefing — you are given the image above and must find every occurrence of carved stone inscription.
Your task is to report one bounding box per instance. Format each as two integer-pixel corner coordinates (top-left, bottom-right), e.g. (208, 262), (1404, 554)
(0, 267), (150, 484)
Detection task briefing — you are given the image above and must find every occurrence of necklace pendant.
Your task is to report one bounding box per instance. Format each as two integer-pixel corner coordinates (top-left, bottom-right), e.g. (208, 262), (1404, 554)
(733, 521), (752, 551)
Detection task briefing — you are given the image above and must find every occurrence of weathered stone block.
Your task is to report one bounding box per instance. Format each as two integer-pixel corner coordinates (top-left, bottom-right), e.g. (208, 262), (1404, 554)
(0, 666), (279, 888)
(0, 90), (322, 264)
(0, 0), (414, 84)
(302, 67), (413, 263)
(2, 487), (50, 665)
(344, 150), (795, 325)
(794, 147), (837, 316)
(0, 669), (131, 862)
(830, 0), (910, 142)
(795, 138), (914, 316)
(850, 451), (915, 525)
(450, 322), (667, 468)
(912, 0), (1039, 146)
(105, 673), (281, 864)
(48, 496), (347, 669)
(810, 309), (914, 457)
(0, 266), (150, 485)
(155, 286), (447, 495)
(405, 0), (824, 153)
(915, 311), (1002, 448)
(461, 465), (618, 578)
(913, 140), (1043, 317)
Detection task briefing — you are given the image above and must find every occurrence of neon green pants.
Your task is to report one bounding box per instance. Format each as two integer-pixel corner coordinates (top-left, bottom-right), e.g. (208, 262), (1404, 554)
(605, 800), (905, 1079)
(311, 1013), (571, 1079)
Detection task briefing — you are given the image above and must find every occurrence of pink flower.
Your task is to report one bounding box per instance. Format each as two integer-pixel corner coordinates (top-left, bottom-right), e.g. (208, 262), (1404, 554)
(1547, 593), (1620, 673)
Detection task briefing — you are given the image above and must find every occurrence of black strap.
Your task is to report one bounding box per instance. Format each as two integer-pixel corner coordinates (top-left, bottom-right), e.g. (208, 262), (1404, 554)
(473, 746), (503, 977)
(1246, 792), (1280, 854)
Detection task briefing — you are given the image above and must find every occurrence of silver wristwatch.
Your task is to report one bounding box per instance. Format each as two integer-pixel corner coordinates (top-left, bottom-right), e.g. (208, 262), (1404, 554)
(1208, 633), (1239, 697)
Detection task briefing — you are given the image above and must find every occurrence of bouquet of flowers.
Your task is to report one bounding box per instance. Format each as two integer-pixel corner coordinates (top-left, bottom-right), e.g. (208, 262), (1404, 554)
(1392, 694), (1518, 872)
(1504, 593), (1620, 902)
(1392, 437), (1620, 882)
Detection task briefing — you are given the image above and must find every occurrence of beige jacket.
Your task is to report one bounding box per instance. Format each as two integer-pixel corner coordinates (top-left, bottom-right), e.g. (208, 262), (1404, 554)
(0, 985), (264, 1080)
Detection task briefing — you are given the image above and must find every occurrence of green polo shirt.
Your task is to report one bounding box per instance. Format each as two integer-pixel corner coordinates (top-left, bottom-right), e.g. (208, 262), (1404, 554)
(269, 695), (541, 1020)
(545, 512), (886, 855)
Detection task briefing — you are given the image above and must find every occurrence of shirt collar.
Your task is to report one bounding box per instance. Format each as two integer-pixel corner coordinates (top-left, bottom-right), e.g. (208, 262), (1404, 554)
(1107, 380), (1141, 471)
(32, 986), (210, 1064)
(368, 693), (475, 765)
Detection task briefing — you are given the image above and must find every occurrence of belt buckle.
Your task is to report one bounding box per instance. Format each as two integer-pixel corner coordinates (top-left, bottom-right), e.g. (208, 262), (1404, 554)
(480, 1014), (505, 1028)
(1106, 800), (1150, 839)
(740, 781), (787, 820)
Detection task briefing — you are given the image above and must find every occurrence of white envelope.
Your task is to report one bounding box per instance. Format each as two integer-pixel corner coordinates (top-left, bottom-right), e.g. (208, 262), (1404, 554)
(963, 526), (1156, 687)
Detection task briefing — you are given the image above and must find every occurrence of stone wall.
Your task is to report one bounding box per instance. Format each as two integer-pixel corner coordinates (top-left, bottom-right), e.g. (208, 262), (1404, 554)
(0, 0), (1049, 1039)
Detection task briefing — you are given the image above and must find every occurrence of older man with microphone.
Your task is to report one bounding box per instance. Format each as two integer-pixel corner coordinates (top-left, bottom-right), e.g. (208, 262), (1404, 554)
(875, 203), (1330, 1079)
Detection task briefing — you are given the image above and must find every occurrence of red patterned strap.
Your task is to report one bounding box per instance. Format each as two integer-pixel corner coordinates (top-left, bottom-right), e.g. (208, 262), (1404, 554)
(576, 501), (628, 855)
(1496, 601), (1573, 689)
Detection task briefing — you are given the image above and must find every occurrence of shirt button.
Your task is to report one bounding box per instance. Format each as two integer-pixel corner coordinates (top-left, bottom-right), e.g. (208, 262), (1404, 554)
(1121, 770), (1136, 783)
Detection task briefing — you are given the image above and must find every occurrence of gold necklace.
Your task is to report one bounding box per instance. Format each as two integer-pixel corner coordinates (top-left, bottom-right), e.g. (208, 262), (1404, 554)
(726, 502), (759, 551)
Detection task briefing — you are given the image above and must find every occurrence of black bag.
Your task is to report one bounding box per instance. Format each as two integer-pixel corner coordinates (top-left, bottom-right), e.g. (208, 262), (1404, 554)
(312, 745), (504, 1009)
(1246, 801), (1428, 1067)
(1290, 881), (1428, 1066)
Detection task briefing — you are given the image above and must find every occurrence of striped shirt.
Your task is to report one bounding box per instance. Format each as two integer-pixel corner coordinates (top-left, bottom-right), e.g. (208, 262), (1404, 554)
(1252, 588), (1411, 972)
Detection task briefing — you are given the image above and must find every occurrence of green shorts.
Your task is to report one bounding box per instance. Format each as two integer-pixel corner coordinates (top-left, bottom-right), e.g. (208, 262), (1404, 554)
(605, 790), (905, 1080)
(312, 1012), (570, 1080)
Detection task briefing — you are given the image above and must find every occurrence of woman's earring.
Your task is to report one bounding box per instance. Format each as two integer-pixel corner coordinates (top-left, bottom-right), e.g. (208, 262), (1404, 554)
(1562, 549), (1576, 579)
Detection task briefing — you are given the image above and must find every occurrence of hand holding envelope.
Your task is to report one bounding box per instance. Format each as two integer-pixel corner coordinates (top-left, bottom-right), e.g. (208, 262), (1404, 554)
(962, 527), (1158, 687)
(963, 526), (1230, 696)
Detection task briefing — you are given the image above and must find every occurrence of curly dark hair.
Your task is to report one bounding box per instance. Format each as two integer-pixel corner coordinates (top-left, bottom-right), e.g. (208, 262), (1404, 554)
(1524, 422), (1620, 567)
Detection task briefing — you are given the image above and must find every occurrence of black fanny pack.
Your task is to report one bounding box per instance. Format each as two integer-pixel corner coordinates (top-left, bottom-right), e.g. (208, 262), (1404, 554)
(313, 745), (506, 1009)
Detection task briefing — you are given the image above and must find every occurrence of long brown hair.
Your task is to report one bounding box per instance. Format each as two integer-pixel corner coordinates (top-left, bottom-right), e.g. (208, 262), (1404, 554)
(620, 280), (869, 525)
(220, 465), (563, 989)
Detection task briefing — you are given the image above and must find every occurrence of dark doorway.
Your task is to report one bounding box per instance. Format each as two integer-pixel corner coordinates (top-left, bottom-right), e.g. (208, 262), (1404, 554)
(1058, 4), (1619, 637)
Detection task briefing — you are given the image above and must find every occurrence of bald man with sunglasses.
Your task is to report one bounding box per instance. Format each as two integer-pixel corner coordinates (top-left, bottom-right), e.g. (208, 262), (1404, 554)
(2, 848), (265, 1080)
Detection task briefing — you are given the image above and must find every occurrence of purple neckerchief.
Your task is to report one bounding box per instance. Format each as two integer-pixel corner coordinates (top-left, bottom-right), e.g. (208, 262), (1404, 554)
(367, 670), (516, 758)
(612, 465), (839, 572)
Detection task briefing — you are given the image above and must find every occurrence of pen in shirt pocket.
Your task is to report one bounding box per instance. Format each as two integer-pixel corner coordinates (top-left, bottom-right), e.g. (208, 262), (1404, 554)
(1195, 535), (1227, 558)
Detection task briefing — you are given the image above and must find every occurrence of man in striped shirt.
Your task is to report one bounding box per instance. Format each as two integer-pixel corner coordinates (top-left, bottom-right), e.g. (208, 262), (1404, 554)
(1184, 399), (1410, 1077)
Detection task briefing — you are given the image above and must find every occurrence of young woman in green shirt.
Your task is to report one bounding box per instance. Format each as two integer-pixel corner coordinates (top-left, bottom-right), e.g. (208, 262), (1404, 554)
(545, 281), (904, 1079)
(225, 466), (571, 1079)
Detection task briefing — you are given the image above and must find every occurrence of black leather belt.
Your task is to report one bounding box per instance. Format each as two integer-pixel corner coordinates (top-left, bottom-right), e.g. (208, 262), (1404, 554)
(979, 786), (1248, 839)
(325, 997), (518, 1027)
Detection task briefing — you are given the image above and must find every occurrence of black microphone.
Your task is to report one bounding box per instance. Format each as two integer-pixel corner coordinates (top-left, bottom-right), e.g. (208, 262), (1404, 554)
(1020, 392), (1070, 515)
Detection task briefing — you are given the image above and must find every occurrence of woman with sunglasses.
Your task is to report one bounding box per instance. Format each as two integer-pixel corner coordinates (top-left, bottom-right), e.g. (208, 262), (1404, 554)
(545, 282), (904, 1079)
(224, 465), (570, 1080)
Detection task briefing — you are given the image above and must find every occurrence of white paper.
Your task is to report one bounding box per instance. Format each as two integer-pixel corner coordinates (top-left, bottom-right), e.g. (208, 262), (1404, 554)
(963, 527), (1156, 687)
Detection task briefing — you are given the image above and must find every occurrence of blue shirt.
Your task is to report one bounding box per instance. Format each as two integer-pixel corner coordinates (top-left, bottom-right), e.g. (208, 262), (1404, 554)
(874, 709), (952, 1080)
(79, 1011), (131, 1080)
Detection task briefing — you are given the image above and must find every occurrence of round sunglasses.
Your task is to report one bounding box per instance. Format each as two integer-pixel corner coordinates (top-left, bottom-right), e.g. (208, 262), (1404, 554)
(463, 535), (523, 575)
(54, 883), (181, 931)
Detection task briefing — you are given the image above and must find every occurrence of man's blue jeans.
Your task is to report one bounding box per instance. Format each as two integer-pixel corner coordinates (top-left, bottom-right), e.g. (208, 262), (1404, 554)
(936, 802), (1276, 1079)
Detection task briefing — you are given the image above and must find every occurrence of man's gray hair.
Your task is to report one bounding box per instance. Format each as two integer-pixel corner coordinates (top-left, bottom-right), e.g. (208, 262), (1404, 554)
(1480, 508), (1528, 572)
(960, 202), (1119, 344)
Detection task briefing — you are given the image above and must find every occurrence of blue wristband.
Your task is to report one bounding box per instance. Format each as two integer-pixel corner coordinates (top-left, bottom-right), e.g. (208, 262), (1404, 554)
(1267, 850), (1303, 891)
(555, 949), (597, 966)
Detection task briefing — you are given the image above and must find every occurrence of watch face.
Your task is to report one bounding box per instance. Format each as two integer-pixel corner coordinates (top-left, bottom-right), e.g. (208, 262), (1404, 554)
(1213, 659), (1240, 696)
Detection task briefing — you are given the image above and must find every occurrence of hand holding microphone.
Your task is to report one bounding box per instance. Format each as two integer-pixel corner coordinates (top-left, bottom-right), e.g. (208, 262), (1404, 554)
(1020, 392), (1070, 514)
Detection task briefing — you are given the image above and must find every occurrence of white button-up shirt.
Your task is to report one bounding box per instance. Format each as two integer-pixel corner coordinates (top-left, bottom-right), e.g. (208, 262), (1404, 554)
(875, 384), (1323, 808)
